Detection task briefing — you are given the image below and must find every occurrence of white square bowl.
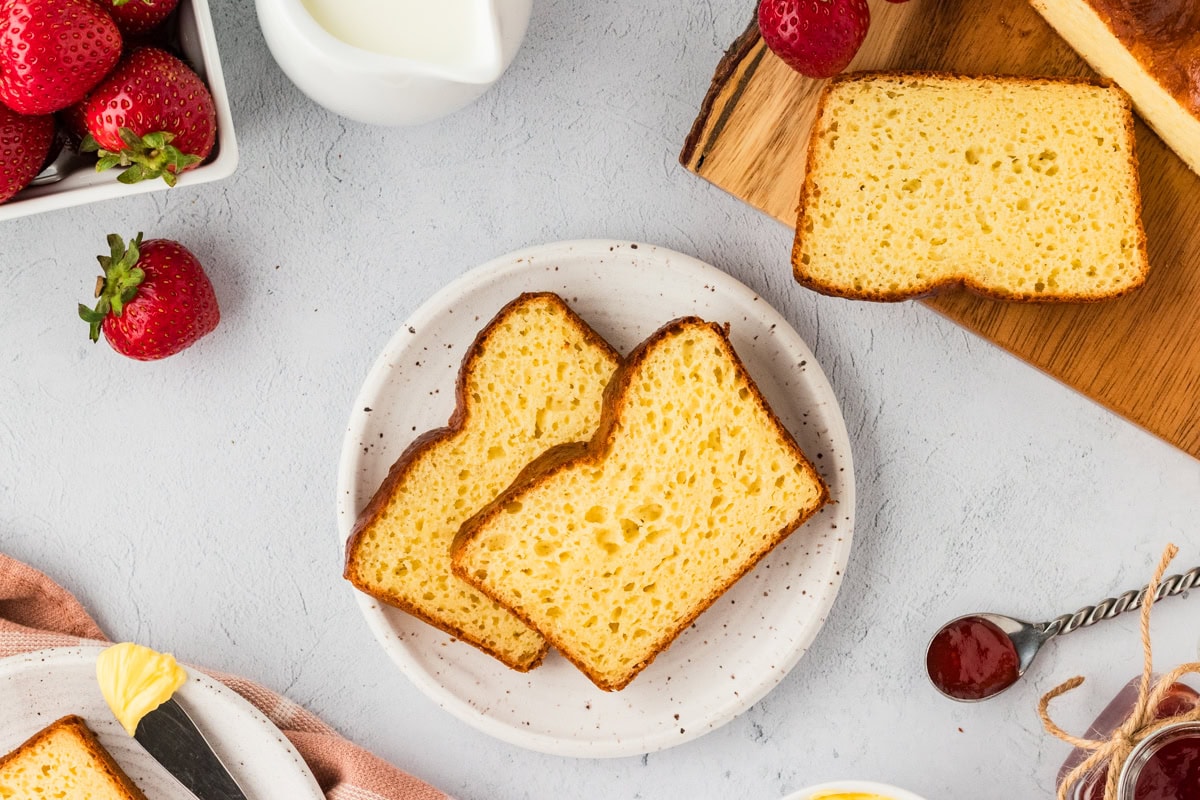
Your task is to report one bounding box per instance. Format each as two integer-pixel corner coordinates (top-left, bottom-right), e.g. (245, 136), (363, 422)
(0, 0), (238, 222)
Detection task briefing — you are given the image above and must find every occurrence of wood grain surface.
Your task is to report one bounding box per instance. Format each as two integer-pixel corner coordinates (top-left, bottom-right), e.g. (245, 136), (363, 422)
(681, 0), (1200, 459)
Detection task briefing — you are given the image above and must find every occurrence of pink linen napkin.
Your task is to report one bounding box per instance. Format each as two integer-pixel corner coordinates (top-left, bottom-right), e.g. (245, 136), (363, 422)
(0, 552), (449, 800)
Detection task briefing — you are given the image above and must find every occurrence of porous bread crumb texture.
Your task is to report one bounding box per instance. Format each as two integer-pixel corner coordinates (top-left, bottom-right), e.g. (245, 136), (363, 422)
(345, 293), (620, 670)
(793, 73), (1149, 301)
(0, 716), (148, 800)
(453, 319), (828, 691)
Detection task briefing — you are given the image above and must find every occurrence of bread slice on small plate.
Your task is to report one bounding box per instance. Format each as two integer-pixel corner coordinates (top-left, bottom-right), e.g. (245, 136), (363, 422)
(345, 292), (620, 671)
(0, 715), (148, 800)
(451, 317), (829, 691)
(793, 72), (1149, 302)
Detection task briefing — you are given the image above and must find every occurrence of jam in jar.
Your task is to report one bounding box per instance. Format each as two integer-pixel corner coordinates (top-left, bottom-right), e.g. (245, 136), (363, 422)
(1059, 679), (1200, 800)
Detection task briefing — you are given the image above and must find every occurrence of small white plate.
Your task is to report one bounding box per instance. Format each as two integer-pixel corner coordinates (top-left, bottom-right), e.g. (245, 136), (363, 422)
(0, 647), (323, 799)
(336, 240), (856, 757)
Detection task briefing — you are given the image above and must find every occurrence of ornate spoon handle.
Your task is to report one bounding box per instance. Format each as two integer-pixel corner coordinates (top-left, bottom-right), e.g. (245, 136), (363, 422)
(1041, 566), (1200, 639)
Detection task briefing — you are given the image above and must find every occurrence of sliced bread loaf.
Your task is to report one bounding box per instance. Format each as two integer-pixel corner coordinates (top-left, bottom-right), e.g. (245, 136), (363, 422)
(451, 318), (828, 690)
(0, 715), (148, 800)
(1030, 0), (1200, 176)
(344, 292), (620, 671)
(793, 72), (1149, 301)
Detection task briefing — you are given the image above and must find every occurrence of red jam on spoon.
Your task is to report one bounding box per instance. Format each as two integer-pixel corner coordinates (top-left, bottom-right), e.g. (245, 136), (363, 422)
(925, 615), (1021, 700)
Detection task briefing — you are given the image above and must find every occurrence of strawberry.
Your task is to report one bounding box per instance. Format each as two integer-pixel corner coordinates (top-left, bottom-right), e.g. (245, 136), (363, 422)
(0, 103), (54, 203)
(80, 47), (216, 186)
(95, 0), (179, 36)
(758, 0), (871, 79)
(0, 0), (122, 115)
(58, 100), (91, 144)
(79, 233), (220, 361)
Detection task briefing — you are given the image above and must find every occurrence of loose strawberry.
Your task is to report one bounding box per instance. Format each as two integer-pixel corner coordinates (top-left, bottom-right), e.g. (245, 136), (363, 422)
(0, 104), (54, 203)
(79, 233), (219, 361)
(80, 47), (216, 186)
(0, 0), (122, 115)
(95, 0), (179, 36)
(758, 0), (870, 79)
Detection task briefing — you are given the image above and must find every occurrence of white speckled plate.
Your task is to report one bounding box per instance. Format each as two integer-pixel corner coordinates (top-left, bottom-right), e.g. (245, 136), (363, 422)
(337, 240), (855, 757)
(0, 647), (323, 799)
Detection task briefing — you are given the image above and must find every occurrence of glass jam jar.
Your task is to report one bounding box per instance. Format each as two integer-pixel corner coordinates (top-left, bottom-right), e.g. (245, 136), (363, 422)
(1058, 679), (1200, 800)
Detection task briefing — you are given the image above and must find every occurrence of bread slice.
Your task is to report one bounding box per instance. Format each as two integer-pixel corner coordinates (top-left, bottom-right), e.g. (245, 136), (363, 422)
(793, 72), (1149, 301)
(451, 318), (829, 691)
(345, 292), (621, 670)
(0, 715), (148, 800)
(1030, 0), (1200, 176)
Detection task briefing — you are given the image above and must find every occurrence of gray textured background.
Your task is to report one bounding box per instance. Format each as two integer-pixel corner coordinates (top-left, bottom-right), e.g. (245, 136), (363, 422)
(3, 1), (1199, 798)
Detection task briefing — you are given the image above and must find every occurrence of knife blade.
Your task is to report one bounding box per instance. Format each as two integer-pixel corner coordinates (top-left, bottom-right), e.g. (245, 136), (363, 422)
(133, 698), (250, 800)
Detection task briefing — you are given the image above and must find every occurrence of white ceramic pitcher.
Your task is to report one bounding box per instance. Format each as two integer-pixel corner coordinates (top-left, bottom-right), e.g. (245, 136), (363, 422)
(255, 0), (532, 126)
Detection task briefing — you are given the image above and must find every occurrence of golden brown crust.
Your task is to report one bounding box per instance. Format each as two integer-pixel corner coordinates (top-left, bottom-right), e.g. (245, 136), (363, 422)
(1068, 0), (1200, 117)
(792, 71), (1149, 303)
(0, 715), (149, 800)
(344, 291), (619, 671)
(452, 317), (829, 691)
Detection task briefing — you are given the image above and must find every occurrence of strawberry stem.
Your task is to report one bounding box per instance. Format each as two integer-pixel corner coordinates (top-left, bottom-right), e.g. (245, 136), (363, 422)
(80, 233), (147, 343)
(91, 127), (202, 187)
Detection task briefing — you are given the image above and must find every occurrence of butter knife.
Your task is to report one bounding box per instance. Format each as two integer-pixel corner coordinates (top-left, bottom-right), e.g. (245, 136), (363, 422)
(133, 698), (249, 800)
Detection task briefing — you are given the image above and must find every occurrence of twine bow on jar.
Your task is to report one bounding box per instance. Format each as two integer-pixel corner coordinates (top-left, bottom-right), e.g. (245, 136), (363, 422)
(1039, 543), (1200, 800)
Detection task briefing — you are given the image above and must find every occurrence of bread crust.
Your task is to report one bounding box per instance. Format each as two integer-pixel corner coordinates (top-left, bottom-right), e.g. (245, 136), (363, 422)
(792, 71), (1150, 303)
(0, 715), (149, 800)
(451, 317), (829, 691)
(344, 292), (620, 671)
(1039, 0), (1200, 118)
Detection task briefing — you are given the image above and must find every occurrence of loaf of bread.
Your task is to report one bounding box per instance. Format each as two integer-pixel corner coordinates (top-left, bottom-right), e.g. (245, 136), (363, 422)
(1031, 0), (1200, 175)
(451, 318), (828, 691)
(0, 715), (148, 800)
(345, 292), (621, 671)
(793, 72), (1149, 302)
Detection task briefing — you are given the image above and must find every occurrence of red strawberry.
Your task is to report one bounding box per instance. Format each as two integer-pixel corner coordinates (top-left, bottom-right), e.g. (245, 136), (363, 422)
(79, 233), (220, 360)
(0, 103), (54, 203)
(81, 47), (216, 186)
(0, 0), (122, 115)
(95, 0), (179, 36)
(58, 100), (91, 144)
(758, 0), (870, 79)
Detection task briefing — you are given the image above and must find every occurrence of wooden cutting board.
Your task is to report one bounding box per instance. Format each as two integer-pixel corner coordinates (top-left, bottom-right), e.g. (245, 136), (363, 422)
(680, 0), (1200, 459)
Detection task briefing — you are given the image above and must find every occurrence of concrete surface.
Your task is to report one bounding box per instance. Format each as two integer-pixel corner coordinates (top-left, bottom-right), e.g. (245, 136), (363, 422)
(2, 1), (1198, 798)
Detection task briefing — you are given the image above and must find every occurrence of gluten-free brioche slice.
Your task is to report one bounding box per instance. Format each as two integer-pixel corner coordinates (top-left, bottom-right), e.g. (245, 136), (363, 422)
(0, 715), (149, 800)
(451, 318), (829, 691)
(793, 72), (1149, 301)
(344, 292), (620, 671)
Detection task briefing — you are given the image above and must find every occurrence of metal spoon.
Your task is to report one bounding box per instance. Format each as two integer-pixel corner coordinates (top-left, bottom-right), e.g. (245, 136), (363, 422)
(927, 565), (1200, 702)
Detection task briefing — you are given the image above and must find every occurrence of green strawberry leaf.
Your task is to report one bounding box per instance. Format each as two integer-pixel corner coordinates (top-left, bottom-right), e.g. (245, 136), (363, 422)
(78, 304), (104, 323)
(78, 304), (105, 342)
(107, 234), (125, 264)
(118, 127), (144, 150)
(117, 165), (149, 184)
(143, 132), (169, 151)
(96, 154), (123, 172)
(82, 233), (148, 344)
(101, 131), (201, 186)
(80, 135), (100, 154)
